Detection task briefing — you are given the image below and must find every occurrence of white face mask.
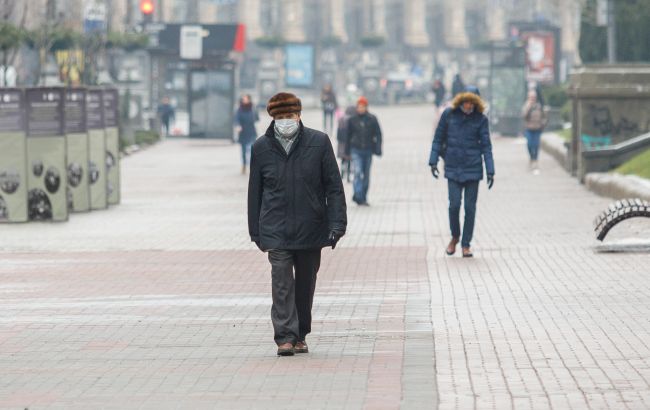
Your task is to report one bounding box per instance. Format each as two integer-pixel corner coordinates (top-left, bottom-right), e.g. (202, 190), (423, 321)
(275, 119), (299, 138)
(461, 104), (474, 115)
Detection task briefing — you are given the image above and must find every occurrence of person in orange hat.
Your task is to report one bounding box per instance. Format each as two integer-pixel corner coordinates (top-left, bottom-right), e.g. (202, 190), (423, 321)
(345, 96), (382, 206)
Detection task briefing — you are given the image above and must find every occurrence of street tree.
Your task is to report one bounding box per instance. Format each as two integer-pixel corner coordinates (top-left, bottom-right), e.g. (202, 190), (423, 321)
(580, 0), (650, 63)
(0, 0), (28, 84)
(25, 0), (66, 84)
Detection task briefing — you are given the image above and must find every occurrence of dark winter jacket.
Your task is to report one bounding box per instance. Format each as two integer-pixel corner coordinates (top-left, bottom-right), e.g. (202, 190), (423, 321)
(451, 75), (465, 97)
(336, 106), (356, 158)
(432, 83), (446, 106)
(157, 103), (175, 123)
(345, 112), (382, 156)
(428, 91), (495, 182)
(321, 90), (338, 113)
(248, 121), (347, 251)
(235, 106), (259, 144)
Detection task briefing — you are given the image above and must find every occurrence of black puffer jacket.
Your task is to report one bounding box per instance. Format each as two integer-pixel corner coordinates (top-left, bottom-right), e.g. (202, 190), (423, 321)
(248, 121), (347, 251)
(345, 112), (382, 156)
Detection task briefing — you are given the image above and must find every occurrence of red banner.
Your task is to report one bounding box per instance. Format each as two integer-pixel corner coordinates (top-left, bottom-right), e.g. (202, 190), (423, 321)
(521, 31), (555, 84)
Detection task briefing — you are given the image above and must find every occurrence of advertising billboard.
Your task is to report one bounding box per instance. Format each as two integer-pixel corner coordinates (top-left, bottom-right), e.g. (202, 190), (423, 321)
(87, 89), (107, 210)
(103, 88), (120, 205)
(65, 88), (90, 212)
(509, 22), (560, 85)
(25, 87), (68, 222)
(285, 44), (314, 88)
(522, 31), (556, 84)
(0, 88), (27, 222)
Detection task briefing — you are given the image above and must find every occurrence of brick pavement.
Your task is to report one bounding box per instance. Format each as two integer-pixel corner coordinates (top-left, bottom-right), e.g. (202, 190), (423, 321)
(1, 105), (649, 409)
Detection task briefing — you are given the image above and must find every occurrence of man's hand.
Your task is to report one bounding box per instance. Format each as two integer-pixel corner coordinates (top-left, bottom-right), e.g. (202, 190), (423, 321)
(430, 165), (439, 179)
(329, 230), (344, 249)
(487, 174), (494, 190)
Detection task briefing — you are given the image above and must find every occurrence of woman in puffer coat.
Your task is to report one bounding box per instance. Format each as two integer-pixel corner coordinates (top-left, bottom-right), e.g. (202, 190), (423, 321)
(428, 86), (495, 258)
(521, 89), (547, 174)
(235, 94), (259, 174)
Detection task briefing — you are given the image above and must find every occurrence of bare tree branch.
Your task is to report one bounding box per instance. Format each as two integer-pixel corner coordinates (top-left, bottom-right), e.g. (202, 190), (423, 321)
(7, 0), (27, 66)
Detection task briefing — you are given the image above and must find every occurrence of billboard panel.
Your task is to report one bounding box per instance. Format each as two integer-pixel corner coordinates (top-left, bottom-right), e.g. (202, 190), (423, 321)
(103, 88), (120, 205)
(0, 88), (27, 222)
(25, 87), (68, 222)
(65, 88), (90, 212)
(521, 31), (556, 84)
(87, 89), (107, 210)
(285, 44), (314, 88)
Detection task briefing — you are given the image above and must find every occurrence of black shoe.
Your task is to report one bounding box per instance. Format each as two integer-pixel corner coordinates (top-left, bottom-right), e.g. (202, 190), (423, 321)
(358, 201), (370, 207)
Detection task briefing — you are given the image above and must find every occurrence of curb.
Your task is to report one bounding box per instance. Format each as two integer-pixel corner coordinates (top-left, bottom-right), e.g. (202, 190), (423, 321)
(584, 172), (650, 201)
(541, 132), (568, 169)
(540, 132), (650, 202)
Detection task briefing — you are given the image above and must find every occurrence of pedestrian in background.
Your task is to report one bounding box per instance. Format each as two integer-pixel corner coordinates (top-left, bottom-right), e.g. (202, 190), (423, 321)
(432, 79), (446, 110)
(248, 92), (347, 357)
(336, 106), (356, 183)
(429, 86), (495, 258)
(521, 89), (547, 175)
(235, 94), (259, 174)
(345, 96), (382, 206)
(157, 96), (175, 137)
(451, 74), (465, 98)
(321, 84), (338, 134)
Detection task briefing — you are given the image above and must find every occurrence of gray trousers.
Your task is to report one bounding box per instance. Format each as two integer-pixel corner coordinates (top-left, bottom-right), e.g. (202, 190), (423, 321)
(267, 249), (321, 345)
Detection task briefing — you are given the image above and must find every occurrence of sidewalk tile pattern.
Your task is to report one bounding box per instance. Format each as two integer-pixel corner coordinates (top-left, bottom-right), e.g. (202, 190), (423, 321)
(1, 106), (649, 409)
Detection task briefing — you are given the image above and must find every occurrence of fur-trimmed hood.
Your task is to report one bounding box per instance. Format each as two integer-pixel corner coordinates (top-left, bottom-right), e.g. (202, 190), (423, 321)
(451, 92), (486, 114)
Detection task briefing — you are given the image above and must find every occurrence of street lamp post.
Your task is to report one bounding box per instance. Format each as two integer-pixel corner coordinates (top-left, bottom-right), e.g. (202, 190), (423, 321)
(606, 0), (616, 63)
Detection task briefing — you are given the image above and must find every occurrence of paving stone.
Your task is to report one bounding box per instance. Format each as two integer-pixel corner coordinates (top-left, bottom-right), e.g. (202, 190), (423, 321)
(0, 106), (649, 409)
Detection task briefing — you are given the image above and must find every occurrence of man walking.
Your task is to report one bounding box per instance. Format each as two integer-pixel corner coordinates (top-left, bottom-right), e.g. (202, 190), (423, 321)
(428, 86), (495, 258)
(157, 96), (175, 137)
(345, 96), (382, 206)
(320, 84), (338, 133)
(432, 79), (446, 110)
(451, 74), (466, 98)
(248, 92), (347, 356)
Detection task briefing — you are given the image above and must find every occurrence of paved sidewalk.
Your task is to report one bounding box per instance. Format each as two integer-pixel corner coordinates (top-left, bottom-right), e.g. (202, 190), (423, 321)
(1, 106), (649, 409)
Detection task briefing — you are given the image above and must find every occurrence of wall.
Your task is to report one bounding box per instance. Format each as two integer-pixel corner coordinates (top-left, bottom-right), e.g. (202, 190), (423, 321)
(568, 65), (650, 177)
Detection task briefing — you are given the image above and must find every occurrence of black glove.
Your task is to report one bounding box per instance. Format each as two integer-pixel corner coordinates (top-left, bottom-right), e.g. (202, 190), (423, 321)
(430, 165), (439, 179)
(487, 174), (494, 190)
(329, 230), (343, 249)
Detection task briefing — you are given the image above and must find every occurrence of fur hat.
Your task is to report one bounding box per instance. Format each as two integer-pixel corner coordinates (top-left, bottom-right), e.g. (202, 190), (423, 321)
(267, 92), (302, 117)
(451, 91), (486, 114)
